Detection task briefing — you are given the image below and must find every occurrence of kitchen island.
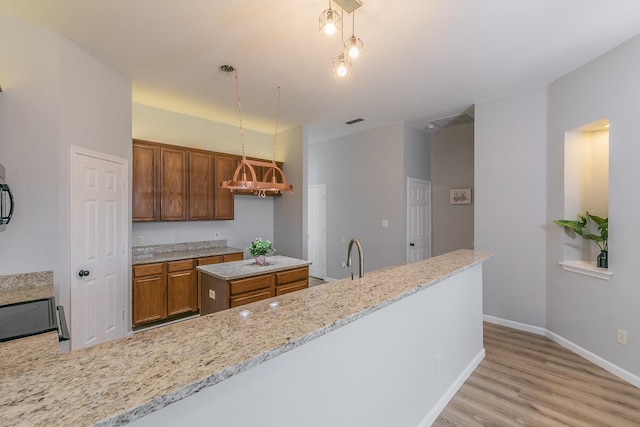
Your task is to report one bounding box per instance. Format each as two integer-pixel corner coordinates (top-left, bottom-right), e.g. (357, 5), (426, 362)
(0, 249), (492, 426)
(198, 255), (312, 315)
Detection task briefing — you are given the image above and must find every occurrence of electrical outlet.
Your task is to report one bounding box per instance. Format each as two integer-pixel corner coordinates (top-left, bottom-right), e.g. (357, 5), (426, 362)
(381, 219), (389, 227)
(137, 236), (144, 245)
(434, 353), (441, 373)
(617, 329), (628, 345)
(209, 290), (216, 300)
(215, 231), (220, 238)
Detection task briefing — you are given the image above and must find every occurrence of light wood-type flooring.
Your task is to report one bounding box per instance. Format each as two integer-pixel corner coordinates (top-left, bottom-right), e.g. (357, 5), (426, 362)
(433, 322), (640, 426)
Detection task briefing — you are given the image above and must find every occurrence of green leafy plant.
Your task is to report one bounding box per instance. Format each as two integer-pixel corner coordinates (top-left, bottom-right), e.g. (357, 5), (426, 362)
(247, 238), (275, 257)
(553, 212), (608, 252)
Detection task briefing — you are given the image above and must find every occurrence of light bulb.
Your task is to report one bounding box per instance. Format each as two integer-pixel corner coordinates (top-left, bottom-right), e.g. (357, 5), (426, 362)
(337, 63), (348, 77)
(324, 22), (337, 36)
(348, 46), (360, 59)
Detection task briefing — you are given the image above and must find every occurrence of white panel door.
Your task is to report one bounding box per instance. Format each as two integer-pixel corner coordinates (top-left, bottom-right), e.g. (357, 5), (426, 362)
(71, 147), (127, 350)
(308, 185), (326, 279)
(407, 178), (431, 262)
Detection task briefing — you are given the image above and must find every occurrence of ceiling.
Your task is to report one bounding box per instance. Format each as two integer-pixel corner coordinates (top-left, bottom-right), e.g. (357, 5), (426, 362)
(1, 0), (640, 142)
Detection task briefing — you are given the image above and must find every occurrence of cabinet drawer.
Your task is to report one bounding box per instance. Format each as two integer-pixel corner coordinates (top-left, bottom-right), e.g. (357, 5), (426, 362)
(230, 274), (273, 295)
(168, 259), (194, 272)
(276, 267), (308, 285)
(223, 252), (243, 262)
(230, 289), (272, 307)
(197, 256), (223, 266)
(133, 263), (163, 277)
(276, 280), (308, 296)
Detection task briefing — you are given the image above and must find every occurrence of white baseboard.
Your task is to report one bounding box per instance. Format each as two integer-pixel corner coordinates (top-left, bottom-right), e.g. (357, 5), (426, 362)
(418, 348), (486, 427)
(483, 315), (640, 388)
(482, 315), (546, 335)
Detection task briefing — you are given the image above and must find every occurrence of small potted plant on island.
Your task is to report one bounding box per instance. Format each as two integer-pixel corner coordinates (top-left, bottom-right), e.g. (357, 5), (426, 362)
(553, 212), (608, 268)
(248, 238), (275, 266)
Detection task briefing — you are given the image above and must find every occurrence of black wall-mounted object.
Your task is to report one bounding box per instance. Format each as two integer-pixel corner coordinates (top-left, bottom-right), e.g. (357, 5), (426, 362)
(0, 163), (14, 233)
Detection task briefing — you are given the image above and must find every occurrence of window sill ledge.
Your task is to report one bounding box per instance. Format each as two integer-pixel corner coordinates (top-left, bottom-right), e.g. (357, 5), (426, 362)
(559, 261), (612, 280)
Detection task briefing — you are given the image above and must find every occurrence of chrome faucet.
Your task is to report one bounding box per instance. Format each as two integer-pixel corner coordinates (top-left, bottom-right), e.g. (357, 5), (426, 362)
(346, 237), (364, 279)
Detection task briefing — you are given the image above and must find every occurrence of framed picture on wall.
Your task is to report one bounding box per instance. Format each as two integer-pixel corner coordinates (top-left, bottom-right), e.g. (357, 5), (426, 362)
(450, 188), (472, 204)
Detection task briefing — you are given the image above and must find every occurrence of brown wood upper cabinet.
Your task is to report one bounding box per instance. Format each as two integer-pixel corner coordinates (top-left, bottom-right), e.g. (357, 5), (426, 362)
(132, 143), (158, 221)
(213, 155), (235, 220)
(133, 139), (284, 222)
(160, 147), (188, 221)
(188, 151), (214, 220)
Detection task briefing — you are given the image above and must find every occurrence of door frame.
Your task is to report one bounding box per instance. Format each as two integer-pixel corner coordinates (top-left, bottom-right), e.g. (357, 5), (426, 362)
(307, 184), (327, 279)
(406, 177), (432, 262)
(69, 146), (129, 348)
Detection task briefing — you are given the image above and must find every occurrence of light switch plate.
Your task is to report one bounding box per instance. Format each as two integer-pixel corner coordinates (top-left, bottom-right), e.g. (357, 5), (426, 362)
(381, 219), (389, 227)
(209, 289), (216, 300)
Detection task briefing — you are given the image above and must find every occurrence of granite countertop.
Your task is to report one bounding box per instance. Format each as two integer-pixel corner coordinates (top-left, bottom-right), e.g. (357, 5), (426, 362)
(132, 240), (243, 265)
(0, 249), (493, 426)
(197, 255), (312, 280)
(0, 271), (60, 370)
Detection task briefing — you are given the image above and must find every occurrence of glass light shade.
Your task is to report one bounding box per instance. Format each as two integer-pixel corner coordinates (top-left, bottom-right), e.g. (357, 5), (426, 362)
(332, 53), (352, 78)
(319, 8), (341, 37)
(344, 35), (364, 60)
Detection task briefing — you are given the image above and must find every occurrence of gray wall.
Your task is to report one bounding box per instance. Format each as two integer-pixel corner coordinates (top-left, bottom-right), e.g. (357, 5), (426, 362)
(546, 35), (640, 375)
(475, 86), (548, 328)
(273, 126), (305, 258)
(308, 122), (430, 280)
(431, 123), (474, 256)
(476, 33), (640, 377)
(0, 15), (132, 321)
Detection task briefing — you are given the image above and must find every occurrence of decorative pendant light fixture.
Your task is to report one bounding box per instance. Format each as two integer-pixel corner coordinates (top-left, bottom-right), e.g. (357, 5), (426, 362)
(344, 10), (364, 61)
(319, 0), (364, 78)
(318, 0), (342, 37)
(220, 66), (293, 198)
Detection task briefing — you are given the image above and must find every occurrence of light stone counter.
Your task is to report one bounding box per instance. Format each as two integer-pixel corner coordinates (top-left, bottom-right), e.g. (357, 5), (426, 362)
(197, 255), (312, 280)
(132, 240), (243, 265)
(0, 249), (493, 426)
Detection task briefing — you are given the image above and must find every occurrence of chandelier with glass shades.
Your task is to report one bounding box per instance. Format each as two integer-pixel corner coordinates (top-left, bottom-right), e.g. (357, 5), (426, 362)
(318, 0), (364, 78)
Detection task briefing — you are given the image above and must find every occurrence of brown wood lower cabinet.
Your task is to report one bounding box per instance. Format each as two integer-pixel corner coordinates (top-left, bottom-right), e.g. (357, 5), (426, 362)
(200, 266), (309, 315)
(133, 252), (243, 328)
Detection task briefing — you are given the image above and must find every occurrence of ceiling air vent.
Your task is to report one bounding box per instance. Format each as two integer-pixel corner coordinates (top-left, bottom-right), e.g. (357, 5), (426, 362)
(345, 117), (365, 125)
(428, 113), (474, 130)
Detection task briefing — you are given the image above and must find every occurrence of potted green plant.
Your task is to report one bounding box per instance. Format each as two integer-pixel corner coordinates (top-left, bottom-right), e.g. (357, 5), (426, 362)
(247, 238), (275, 266)
(553, 212), (608, 268)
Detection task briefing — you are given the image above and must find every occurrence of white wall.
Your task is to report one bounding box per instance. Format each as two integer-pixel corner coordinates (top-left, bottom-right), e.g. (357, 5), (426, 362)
(431, 123), (474, 256)
(129, 265), (484, 427)
(546, 34), (640, 375)
(308, 123), (407, 279)
(0, 15), (132, 320)
(273, 126), (304, 258)
(475, 86), (548, 328)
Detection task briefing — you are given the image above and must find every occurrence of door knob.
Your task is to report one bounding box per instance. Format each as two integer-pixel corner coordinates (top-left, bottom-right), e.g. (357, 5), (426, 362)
(78, 270), (90, 277)
(409, 243), (415, 247)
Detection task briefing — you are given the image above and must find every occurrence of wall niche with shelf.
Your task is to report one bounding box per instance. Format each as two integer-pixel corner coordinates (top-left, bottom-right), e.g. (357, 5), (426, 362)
(559, 118), (609, 274)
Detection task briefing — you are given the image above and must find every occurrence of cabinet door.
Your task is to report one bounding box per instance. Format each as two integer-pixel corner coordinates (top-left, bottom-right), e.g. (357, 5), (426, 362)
(223, 252), (243, 262)
(132, 274), (166, 326)
(160, 147), (188, 221)
(230, 288), (273, 308)
(189, 152), (214, 220)
(132, 143), (157, 221)
(167, 269), (197, 316)
(213, 155), (236, 220)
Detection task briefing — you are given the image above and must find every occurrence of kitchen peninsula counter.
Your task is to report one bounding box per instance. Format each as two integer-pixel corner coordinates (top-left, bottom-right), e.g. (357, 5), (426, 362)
(0, 249), (493, 426)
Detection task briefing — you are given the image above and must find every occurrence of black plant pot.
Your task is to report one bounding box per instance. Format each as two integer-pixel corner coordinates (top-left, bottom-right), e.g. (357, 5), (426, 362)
(597, 250), (608, 268)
